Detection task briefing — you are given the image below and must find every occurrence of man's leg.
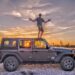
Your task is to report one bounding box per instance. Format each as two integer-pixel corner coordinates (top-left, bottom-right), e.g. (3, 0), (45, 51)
(38, 26), (44, 38)
(40, 31), (44, 38)
(38, 30), (40, 38)
(38, 30), (44, 38)
(40, 27), (44, 38)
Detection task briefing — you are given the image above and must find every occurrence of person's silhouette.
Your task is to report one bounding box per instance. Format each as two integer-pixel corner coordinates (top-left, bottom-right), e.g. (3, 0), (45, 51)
(29, 13), (51, 38)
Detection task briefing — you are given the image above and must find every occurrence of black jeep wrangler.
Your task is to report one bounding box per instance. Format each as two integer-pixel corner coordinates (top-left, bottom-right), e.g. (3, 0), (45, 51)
(0, 38), (75, 72)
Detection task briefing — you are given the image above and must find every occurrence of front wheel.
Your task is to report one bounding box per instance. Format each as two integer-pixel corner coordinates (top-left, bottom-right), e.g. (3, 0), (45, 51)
(60, 56), (74, 71)
(3, 56), (19, 72)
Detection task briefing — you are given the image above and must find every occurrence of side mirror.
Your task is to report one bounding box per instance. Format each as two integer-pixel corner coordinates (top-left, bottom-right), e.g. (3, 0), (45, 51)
(46, 45), (50, 49)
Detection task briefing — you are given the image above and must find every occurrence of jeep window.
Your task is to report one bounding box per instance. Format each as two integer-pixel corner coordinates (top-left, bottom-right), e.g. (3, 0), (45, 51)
(0, 38), (2, 45)
(0, 38), (2, 48)
(34, 40), (46, 49)
(4, 40), (9, 46)
(2, 40), (17, 49)
(19, 40), (32, 48)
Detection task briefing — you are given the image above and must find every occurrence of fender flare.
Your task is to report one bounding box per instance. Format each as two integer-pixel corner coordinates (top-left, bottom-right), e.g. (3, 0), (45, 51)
(1, 53), (23, 63)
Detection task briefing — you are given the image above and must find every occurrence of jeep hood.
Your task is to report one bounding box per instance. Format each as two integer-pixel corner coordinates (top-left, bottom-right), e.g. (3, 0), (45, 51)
(50, 47), (72, 53)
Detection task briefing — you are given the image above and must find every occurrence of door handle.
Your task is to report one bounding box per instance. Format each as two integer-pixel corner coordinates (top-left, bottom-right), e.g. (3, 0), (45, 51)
(20, 50), (24, 52)
(32, 51), (38, 53)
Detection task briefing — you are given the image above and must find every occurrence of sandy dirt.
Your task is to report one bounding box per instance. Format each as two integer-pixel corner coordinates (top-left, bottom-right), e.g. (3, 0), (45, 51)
(0, 63), (75, 75)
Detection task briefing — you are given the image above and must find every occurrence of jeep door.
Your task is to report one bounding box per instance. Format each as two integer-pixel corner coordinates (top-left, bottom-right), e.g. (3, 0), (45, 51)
(32, 39), (50, 62)
(18, 39), (33, 62)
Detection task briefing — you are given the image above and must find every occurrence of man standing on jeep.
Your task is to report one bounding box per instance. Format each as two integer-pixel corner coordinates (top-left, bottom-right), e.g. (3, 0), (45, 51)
(29, 13), (51, 38)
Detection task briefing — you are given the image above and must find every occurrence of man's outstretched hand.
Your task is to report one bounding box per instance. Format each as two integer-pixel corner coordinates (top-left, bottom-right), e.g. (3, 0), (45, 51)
(29, 18), (35, 22)
(48, 19), (51, 22)
(45, 19), (51, 23)
(29, 18), (32, 21)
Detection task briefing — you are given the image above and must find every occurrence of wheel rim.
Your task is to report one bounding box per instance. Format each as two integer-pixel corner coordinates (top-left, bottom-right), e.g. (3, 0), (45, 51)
(5, 59), (16, 70)
(63, 58), (73, 69)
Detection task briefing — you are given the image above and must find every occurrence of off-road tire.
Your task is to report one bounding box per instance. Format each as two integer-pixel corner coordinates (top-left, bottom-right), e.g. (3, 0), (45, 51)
(60, 56), (74, 71)
(3, 56), (19, 72)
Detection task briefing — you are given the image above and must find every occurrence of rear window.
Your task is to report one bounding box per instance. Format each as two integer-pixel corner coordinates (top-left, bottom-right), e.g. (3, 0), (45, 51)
(2, 39), (18, 49)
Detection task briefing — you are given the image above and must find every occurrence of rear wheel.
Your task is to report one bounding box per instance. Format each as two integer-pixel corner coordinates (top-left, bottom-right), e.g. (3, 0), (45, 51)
(60, 56), (74, 71)
(3, 56), (19, 72)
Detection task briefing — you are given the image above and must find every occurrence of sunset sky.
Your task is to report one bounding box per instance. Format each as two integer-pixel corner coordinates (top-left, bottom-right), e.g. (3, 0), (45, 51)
(0, 0), (75, 45)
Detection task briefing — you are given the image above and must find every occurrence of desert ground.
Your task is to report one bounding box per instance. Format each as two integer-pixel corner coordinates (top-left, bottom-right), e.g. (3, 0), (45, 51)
(0, 63), (75, 75)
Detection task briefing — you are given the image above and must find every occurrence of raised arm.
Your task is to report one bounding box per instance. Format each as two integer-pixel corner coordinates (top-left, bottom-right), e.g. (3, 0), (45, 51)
(44, 19), (51, 23)
(29, 18), (36, 22)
